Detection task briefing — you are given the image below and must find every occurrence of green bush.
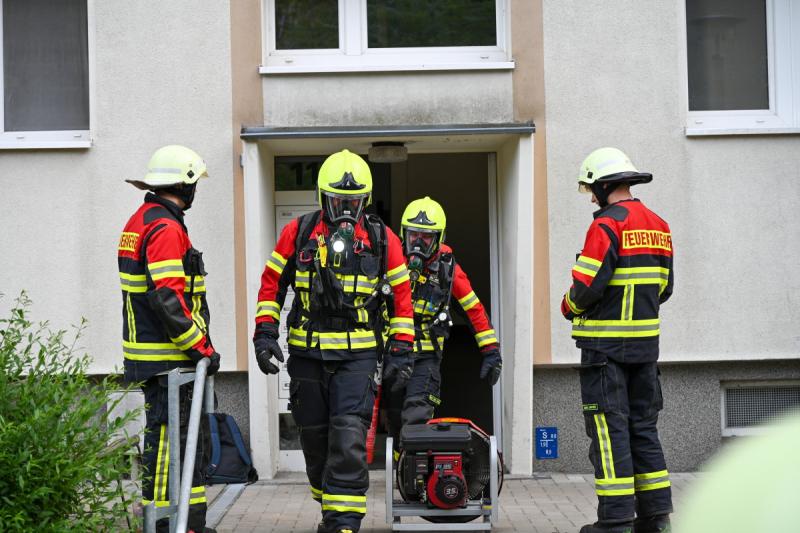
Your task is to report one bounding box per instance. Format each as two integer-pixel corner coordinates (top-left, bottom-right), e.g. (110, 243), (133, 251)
(0, 293), (140, 532)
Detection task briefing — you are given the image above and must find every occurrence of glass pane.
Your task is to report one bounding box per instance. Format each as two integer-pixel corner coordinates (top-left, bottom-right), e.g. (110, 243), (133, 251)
(275, 156), (324, 191)
(275, 0), (338, 50)
(3, 0), (89, 131)
(368, 0), (496, 48)
(686, 0), (769, 111)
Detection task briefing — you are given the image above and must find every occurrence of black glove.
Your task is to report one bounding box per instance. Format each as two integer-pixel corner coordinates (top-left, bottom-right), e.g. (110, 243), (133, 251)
(253, 322), (284, 375)
(186, 338), (219, 376)
(206, 352), (221, 376)
(383, 338), (414, 392)
(479, 346), (502, 386)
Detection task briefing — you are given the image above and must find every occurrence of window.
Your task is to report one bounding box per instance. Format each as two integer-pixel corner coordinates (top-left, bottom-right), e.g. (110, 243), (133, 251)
(1, 0), (91, 148)
(262, 0), (512, 73)
(684, 0), (800, 134)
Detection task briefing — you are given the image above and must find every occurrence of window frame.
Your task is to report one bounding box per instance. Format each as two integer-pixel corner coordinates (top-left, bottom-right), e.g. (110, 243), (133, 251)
(261, 0), (513, 74)
(0, 0), (93, 149)
(683, 0), (800, 135)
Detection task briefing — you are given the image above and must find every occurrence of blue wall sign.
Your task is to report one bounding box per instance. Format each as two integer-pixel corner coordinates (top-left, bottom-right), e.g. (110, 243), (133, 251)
(535, 426), (558, 459)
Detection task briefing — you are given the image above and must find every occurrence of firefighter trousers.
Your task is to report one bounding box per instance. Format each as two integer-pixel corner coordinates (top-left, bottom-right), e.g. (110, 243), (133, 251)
(287, 355), (378, 531)
(579, 351), (672, 524)
(385, 352), (442, 452)
(141, 376), (207, 533)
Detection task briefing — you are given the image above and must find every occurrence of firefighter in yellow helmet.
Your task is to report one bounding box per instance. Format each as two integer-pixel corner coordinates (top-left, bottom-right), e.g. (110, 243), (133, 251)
(252, 150), (414, 533)
(561, 148), (674, 533)
(383, 196), (501, 454)
(119, 145), (219, 532)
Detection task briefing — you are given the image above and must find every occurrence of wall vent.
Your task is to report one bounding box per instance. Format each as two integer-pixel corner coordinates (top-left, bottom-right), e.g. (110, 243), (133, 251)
(722, 382), (800, 436)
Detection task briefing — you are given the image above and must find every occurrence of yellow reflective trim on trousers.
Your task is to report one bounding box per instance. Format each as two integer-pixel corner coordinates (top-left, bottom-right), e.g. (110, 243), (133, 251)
(594, 414), (616, 479)
(321, 493), (367, 514)
(189, 485), (207, 505)
(635, 480), (671, 492)
(155, 424), (168, 501)
(635, 469), (671, 491)
(635, 469), (669, 480)
(322, 504), (367, 514)
(595, 476), (635, 496)
(126, 293), (137, 343)
(323, 493), (367, 501)
(311, 486), (323, 500)
(597, 487), (636, 496)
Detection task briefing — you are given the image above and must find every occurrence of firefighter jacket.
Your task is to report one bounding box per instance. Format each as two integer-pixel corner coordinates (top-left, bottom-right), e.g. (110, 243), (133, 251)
(561, 199), (673, 362)
(118, 193), (214, 381)
(411, 244), (499, 354)
(255, 210), (414, 360)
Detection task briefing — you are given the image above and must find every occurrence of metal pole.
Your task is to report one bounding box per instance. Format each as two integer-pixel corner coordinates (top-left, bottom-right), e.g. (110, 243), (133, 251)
(385, 437), (393, 526)
(489, 436), (498, 525)
(143, 501), (157, 533)
(174, 358), (209, 533)
(204, 373), (215, 414)
(167, 369), (182, 533)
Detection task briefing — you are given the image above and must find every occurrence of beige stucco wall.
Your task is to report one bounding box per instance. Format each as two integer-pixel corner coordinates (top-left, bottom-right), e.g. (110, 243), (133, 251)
(543, 0), (800, 364)
(0, 1), (236, 374)
(262, 71), (514, 127)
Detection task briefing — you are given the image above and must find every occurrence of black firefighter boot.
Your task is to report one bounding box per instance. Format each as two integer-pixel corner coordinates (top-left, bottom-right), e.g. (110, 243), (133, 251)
(634, 514), (671, 532)
(579, 522), (634, 533)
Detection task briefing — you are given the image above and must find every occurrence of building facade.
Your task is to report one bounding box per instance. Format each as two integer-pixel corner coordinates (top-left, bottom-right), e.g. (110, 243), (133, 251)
(1, 0), (798, 477)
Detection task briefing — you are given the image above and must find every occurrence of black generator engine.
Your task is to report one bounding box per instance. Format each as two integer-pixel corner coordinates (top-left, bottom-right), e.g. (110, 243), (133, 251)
(397, 419), (503, 522)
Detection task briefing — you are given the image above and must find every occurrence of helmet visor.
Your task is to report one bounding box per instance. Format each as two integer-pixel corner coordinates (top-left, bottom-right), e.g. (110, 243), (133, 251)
(404, 228), (440, 259)
(578, 182), (592, 194)
(323, 191), (369, 224)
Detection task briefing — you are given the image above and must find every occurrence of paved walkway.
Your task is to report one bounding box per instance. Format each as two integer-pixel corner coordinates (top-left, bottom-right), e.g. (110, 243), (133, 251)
(210, 472), (697, 533)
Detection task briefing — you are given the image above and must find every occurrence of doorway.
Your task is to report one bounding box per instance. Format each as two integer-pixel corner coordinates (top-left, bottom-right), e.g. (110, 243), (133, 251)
(242, 128), (534, 477)
(270, 152), (496, 470)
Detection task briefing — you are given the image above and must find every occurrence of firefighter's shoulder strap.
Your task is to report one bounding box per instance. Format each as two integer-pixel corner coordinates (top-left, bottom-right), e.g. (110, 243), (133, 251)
(438, 251), (456, 302)
(363, 213), (388, 275)
(294, 210), (322, 253)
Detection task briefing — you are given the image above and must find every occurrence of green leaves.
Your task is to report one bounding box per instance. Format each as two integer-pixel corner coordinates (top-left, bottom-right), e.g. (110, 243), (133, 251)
(0, 293), (140, 531)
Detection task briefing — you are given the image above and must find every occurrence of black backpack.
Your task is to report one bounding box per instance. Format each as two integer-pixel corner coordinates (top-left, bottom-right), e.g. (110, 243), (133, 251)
(201, 413), (258, 484)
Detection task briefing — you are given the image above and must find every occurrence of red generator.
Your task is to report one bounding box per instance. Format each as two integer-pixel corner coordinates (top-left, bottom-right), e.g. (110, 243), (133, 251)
(388, 418), (503, 530)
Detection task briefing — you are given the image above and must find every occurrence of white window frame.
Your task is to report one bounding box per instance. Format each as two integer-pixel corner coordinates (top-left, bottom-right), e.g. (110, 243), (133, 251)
(683, 0), (800, 135)
(0, 0), (93, 149)
(261, 0), (513, 74)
